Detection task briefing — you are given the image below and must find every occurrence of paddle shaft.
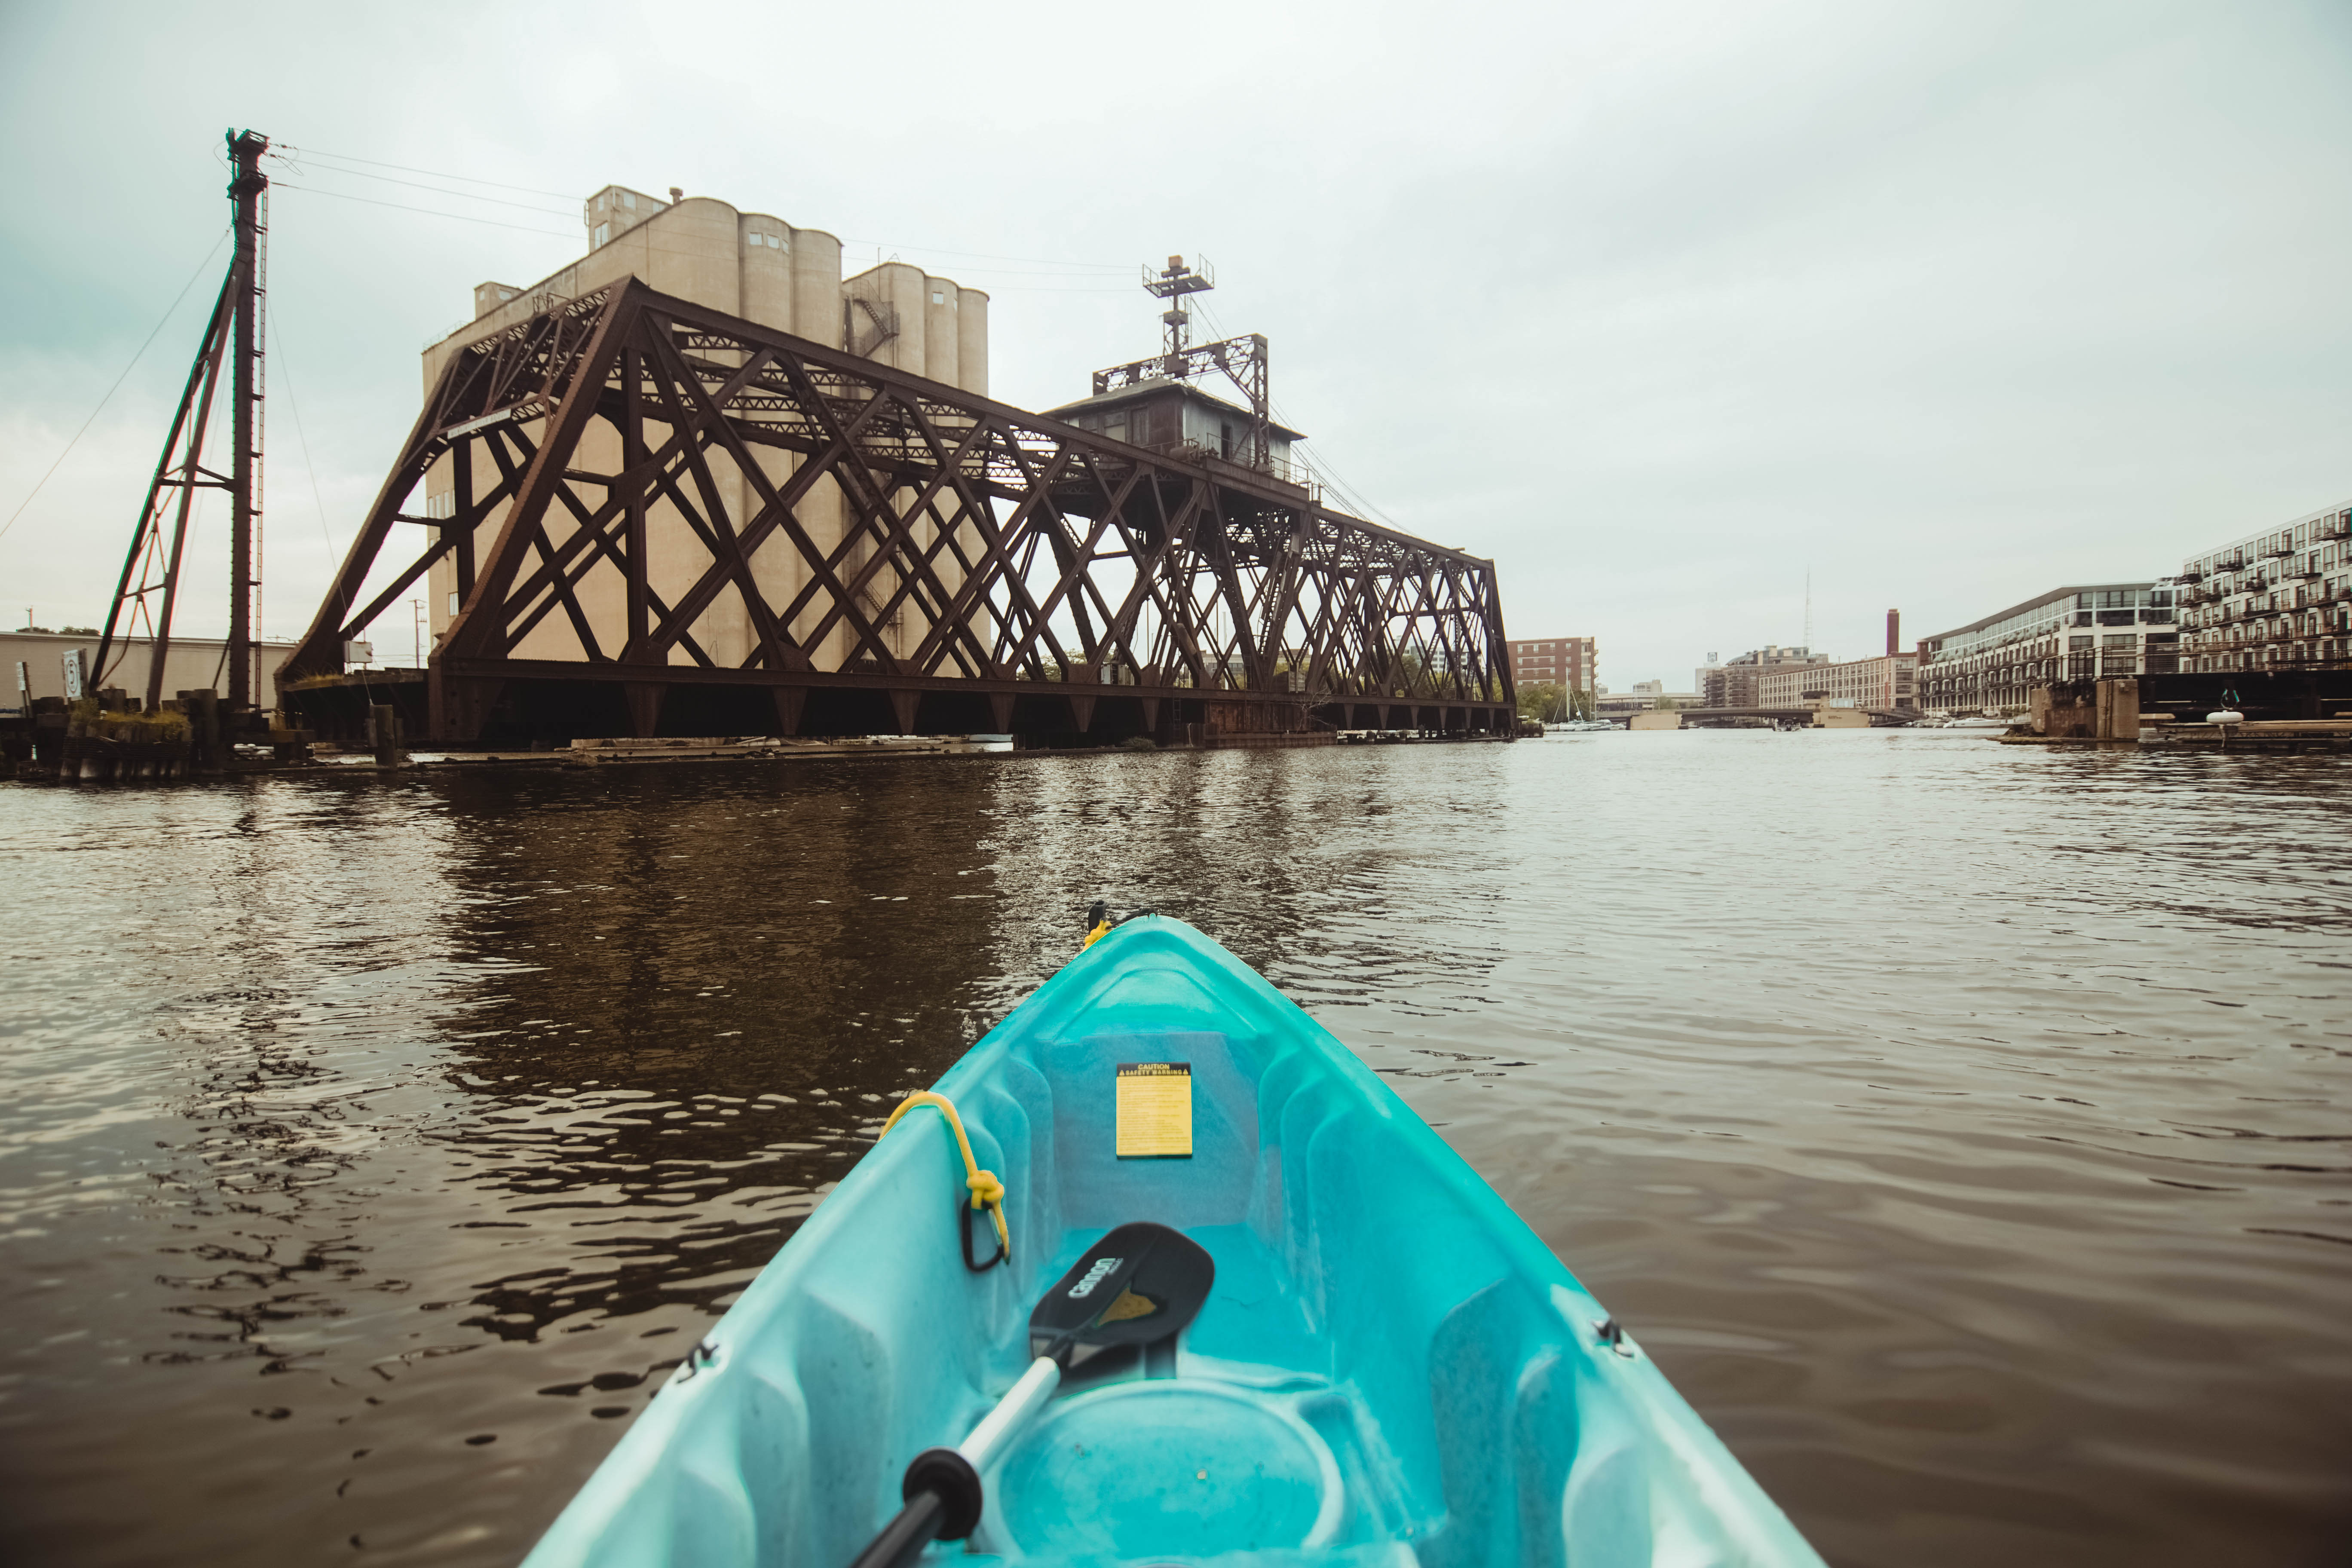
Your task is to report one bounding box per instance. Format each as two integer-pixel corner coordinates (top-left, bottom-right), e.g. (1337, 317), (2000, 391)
(957, 1355), (1062, 1467)
(842, 1221), (1213, 1568)
(847, 1357), (1062, 1568)
(847, 1491), (945, 1568)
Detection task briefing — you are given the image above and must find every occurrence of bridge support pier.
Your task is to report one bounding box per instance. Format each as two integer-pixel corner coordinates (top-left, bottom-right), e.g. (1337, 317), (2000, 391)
(624, 682), (666, 739)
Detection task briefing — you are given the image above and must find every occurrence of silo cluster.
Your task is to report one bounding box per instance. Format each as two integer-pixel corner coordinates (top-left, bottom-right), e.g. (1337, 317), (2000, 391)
(418, 183), (994, 679)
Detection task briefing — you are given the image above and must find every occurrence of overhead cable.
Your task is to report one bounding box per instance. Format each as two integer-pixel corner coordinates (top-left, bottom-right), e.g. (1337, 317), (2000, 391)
(0, 229), (231, 549)
(840, 239), (1127, 272)
(272, 155), (578, 218)
(273, 144), (582, 201)
(272, 183), (576, 238)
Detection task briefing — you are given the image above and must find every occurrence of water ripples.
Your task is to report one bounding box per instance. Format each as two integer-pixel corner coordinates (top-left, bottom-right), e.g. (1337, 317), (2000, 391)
(0, 733), (2346, 1565)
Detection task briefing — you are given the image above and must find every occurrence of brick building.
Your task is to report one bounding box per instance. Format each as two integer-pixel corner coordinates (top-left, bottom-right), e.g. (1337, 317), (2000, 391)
(1507, 636), (1594, 692)
(1702, 645), (1828, 707)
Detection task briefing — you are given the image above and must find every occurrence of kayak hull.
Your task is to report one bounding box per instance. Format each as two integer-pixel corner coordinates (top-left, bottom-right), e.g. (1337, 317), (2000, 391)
(524, 917), (1823, 1568)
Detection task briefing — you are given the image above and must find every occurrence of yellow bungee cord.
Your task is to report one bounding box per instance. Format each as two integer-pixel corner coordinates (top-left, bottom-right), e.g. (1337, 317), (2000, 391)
(879, 1090), (1009, 1269)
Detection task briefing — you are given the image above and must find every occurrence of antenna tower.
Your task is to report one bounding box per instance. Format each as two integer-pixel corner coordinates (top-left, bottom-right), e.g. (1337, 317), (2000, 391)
(95, 129), (270, 713)
(1145, 254), (1215, 361)
(1090, 254), (1275, 474)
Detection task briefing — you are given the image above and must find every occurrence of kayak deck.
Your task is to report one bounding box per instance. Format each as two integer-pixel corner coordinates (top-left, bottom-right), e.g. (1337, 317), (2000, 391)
(524, 918), (1822, 1568)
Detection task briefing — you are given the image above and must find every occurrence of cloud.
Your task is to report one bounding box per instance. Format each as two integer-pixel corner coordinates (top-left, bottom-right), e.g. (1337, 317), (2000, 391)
(2, 0), (2345, 680)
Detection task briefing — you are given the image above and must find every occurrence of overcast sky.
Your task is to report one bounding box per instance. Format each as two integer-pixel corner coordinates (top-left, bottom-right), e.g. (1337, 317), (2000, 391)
(3, 0), (2346, 687)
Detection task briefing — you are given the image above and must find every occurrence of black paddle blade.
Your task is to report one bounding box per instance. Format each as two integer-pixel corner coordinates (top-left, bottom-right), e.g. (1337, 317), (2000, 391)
(1029, 1222), (1213, 1366)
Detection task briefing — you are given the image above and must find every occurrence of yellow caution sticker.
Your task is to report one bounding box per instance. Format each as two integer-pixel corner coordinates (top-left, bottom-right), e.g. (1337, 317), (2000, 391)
(1115, 1062), (1193, 1158)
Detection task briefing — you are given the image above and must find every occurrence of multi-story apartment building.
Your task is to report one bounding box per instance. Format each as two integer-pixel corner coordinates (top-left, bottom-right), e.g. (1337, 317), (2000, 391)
(1915, 583), (2176, 712)
(1507, 636), (1594, 692)
(1702, 645), (1828, 707)
(2174, 499), (2352, 673)
(1755, 653), (1916, 709)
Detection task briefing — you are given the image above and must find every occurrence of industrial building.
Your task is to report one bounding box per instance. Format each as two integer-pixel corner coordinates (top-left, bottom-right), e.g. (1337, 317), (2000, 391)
(1701, 646), (1828, 708)
(1755, 653), (1915, 709)
(1750, 612), (1916, 710)
(1915, 584), (2176, 712)
(419, 183), (993, 676)
(5, 630), (298, 710)
(2173, 499), (2352, 673)
(1507, 636), (1594, 693)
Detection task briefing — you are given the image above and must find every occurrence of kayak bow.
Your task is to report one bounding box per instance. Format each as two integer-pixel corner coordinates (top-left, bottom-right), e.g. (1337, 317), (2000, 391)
(524, 914), (1824, 1568)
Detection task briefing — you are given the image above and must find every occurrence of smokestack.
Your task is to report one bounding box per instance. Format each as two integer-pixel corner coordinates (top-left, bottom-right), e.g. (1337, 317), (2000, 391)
(1886, 608), (1899, 658)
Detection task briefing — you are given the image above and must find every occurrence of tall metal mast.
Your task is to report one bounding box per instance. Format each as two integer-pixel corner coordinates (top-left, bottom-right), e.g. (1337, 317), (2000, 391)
(95, 129), (269, 715)
(1145, 254), (1214, 365)
(227, 129), (268, 710)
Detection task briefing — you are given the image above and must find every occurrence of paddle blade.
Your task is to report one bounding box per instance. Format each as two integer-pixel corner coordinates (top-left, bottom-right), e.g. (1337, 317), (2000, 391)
(1029, 1222), (1213, 1366)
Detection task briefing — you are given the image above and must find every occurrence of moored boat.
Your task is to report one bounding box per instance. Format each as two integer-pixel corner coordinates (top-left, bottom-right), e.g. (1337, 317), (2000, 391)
(524, 915), (1824, 1568)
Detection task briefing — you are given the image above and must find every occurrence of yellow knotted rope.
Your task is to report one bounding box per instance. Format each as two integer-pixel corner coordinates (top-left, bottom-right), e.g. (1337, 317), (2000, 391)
(879, 1090), (1010, 1262)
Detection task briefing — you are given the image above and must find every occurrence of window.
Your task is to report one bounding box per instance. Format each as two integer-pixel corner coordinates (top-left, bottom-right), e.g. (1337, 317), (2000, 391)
(594, 222), (610, 247)
(447, 591), (460, 616)
(931, 291), (945, 305)
(622, 191), (637, 209)
(2101, 634), (2136, 649)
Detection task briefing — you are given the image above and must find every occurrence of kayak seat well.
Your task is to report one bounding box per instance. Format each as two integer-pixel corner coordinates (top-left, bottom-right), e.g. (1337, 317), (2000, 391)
(520, 919), (1825, 1568)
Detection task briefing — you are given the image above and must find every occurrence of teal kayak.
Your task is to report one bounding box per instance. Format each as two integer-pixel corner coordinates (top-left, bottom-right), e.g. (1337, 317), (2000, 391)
(524, 916), (1825, 1568)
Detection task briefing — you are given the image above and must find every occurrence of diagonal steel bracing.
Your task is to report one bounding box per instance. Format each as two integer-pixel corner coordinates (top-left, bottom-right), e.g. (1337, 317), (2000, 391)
(279, 279), (1516, 741)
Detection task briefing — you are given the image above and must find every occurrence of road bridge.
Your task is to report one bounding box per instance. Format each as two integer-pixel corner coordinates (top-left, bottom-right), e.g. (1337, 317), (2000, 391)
(1613, 707), (1923, 727)
(278, 281), (1513, 747)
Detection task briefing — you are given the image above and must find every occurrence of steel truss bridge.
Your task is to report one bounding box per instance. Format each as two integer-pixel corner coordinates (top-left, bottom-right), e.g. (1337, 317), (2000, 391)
(279, 280), (1515, 746)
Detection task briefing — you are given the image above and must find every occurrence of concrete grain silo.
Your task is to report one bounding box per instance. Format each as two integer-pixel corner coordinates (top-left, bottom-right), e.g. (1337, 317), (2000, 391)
(957, 288), (988, 398)
(791, 227), (844, 349)
(738, 210), (795, 333)
(923, 276), (959, 388)
(419, 181), (992, 684)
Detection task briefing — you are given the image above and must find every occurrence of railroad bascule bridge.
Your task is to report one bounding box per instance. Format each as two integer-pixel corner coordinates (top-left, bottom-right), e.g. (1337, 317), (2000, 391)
(279, 281), (1515, 747)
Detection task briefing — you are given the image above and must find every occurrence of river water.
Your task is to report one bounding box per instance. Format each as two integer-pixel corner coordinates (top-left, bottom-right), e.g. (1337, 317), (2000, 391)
(0, 732), (2345, 1567)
